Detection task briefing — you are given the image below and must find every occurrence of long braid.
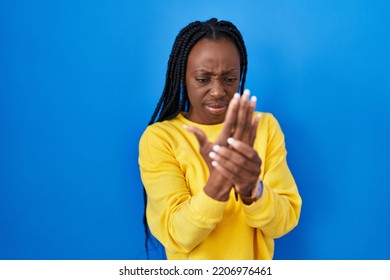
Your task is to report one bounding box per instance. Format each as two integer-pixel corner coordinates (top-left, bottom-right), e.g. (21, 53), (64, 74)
(143, 18), (248, 259)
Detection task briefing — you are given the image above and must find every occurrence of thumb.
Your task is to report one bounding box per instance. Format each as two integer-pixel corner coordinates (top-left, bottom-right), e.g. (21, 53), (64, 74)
(183, 125), (208, 147)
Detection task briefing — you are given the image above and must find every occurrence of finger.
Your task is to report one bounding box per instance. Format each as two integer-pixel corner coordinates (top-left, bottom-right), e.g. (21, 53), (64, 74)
(211, 159), (259, 191)
(210, 144), (261, 174)
(211, 153), (260, 197)
(210, 152), (256, 177)
(217, 93), (240, 145)
(233, 89), (250, 141)
(183, 125), (207, 146)
(210, 145), (261, 196)
(184, 125), (214, 170)
(211, 160), (234, 182)
(249, 113), (261, 146)
(227, 138), (262, 164)
(241, 95), (257, 144)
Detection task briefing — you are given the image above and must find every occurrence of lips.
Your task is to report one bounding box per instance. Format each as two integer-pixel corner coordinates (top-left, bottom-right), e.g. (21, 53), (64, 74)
(204, 101), (228, 115)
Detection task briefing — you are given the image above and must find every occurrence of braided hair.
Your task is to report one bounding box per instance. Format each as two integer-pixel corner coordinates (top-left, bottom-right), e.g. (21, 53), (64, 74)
(143, 18), (248, 258)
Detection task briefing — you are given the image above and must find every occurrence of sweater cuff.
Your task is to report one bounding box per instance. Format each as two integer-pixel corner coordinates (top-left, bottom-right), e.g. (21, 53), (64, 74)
(189, 189), (228, 222)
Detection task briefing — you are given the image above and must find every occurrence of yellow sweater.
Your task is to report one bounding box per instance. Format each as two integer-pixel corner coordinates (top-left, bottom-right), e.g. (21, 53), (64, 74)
(138, 112), (302, 260)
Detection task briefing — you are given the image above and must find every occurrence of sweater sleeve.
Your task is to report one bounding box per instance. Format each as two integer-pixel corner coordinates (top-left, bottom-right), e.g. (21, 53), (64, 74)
(241, 114), (302, 238)
(138, 126), (227, 254)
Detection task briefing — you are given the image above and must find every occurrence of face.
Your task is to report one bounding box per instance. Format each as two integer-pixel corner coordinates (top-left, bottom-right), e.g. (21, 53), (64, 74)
(185, 39), (241, 125)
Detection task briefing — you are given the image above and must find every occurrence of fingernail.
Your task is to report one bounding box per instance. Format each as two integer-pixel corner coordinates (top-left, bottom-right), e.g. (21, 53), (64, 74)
(227, 138), (234, 145)
(211, 161), (218, 167)
(243, 89), (250, 96)
(234, 93), (240, 100)
(212, 145), (220, 152)
(250, 96), (257, 103)
(209, 151), (216, 158)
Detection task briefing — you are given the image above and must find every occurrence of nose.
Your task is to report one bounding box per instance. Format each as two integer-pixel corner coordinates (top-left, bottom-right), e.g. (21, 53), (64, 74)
(209, 78), (226, 98)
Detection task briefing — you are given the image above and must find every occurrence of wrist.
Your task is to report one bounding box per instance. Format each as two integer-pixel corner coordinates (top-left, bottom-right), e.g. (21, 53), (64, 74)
(204, 172), (232, 202)
(240, 180), (263, 205)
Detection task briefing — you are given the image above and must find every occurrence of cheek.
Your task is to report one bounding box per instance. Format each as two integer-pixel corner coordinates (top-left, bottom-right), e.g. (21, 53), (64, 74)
(185, 82), (203, 102)
(186, 92), (206, 114)
(186, 92), (200, 107)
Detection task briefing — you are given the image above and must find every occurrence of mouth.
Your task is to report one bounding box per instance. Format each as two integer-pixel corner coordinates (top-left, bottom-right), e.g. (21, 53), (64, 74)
(204, 102), (228, 115)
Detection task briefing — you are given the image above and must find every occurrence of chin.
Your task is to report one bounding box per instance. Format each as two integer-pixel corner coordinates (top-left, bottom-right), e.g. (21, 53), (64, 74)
(206, 114), (226, 125)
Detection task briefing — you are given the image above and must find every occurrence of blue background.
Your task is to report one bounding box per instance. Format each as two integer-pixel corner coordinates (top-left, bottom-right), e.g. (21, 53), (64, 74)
(1, 0), (389, 260)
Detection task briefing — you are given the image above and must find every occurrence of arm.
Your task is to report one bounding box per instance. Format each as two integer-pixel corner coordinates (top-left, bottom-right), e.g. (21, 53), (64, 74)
(241, 114), (302, 238)
(139, 127), (228, 253)
(205, 113), (301, 238)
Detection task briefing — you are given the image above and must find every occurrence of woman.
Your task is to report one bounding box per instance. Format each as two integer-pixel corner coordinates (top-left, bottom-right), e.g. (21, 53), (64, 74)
(138, 18), (302, 259)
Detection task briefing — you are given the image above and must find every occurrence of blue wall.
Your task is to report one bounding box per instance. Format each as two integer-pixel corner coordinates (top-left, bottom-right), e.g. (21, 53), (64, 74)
(1, 0), (389, 260)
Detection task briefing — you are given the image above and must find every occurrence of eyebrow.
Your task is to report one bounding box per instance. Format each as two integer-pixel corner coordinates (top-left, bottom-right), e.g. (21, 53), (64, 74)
(193, 68), (240, 74)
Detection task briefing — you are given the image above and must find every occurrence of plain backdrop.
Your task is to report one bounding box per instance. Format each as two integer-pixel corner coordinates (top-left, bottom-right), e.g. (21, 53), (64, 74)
(1, 0), (389, 259)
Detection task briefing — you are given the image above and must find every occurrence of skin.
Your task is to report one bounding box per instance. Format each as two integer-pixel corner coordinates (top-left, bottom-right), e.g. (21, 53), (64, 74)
(185, 39), (241, 125)
(184, 39), (262, 204)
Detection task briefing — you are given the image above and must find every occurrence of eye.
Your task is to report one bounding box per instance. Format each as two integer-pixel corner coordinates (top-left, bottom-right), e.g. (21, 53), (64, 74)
(223, 77), (239, 85)
(196, 78), (210, 84)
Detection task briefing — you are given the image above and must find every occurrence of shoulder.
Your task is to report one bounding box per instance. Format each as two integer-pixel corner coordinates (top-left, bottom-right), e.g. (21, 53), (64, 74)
(139, 115), (189, 157)
(140, 116), (182, 142)
(255, 112), (286, 146)
(257, 112), (282, 131)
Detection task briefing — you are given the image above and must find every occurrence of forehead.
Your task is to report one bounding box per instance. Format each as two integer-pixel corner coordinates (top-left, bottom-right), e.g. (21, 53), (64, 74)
(187, 39), (240, 69)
